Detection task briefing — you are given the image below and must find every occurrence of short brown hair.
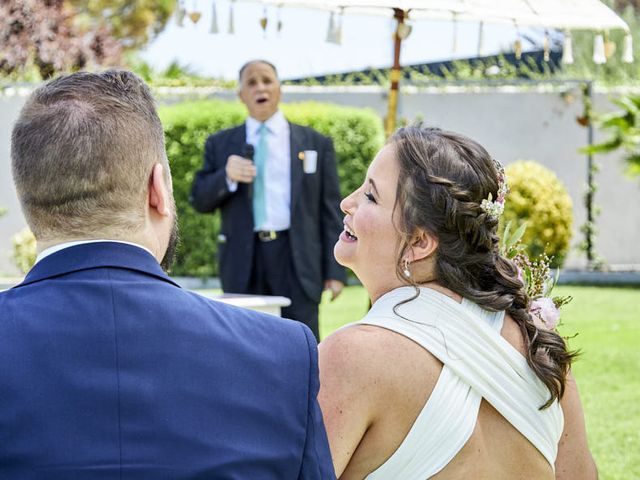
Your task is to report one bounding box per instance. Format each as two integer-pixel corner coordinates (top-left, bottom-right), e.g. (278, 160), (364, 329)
(11, 70), (167, 241)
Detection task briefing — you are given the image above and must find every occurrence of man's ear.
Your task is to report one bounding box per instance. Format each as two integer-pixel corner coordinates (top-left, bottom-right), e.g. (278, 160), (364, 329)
(148, 163), (171, 217)
(406, 230), (438, 263)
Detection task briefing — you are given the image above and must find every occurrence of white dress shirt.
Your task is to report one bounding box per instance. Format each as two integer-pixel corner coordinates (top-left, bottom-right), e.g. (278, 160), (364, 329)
(227, 110), (292, 232)
(35, 239), (155, 265)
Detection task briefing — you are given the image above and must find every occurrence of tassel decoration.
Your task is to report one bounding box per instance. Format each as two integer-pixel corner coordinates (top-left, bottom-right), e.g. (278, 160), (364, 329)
(176, 1), (186, 27)
(326, 10), (343, 45)
(259, 7), (268, 37)
(623, 33), (634, 63)
(210, 1), (218, 33)
(513, 21), (521, 60)
(188, 1), (201, 24)
(335, 8), (343, 45)
(277, 5), (283, 36)
(326, 12), (337, 43)
(514, 38), (522, 60)
(228, 0), (235, 34)
(396, 22), (412, 40)
(562, 30), (574, 64)
(543, 30), (550, 62)
(593, 33), (606, 64)
(452, 14), (458, 53)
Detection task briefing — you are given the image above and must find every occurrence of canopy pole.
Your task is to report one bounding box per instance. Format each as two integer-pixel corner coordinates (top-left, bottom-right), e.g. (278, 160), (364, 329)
(385, 8), (406, 138)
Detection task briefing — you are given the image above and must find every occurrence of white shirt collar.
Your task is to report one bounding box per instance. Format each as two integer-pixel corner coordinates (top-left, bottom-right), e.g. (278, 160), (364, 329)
(35, 239), (155, 265)
(246, 110), (288, 136)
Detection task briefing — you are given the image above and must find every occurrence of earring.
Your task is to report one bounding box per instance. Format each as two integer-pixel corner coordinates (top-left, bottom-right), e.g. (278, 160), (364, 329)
(402, 259), (411, 278)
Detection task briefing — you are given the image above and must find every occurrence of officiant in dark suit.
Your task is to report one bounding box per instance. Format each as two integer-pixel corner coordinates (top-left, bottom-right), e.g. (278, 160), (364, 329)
(190, 60), (346, 340)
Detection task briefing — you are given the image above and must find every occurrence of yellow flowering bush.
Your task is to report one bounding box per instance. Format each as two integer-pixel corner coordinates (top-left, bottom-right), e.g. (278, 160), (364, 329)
(501, 161), (573, 267)
(12, 227), (36, 274)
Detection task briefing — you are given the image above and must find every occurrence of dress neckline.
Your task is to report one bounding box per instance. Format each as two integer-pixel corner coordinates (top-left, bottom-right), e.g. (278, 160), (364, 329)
(374, 285), (464, 308)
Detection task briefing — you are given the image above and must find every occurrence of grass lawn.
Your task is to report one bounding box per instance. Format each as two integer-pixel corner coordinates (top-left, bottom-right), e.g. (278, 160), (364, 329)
(319, 285), (640, 480)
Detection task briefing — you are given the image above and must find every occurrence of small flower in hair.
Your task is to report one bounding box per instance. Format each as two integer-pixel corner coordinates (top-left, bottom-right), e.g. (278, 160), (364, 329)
(501, 221), (573, 332)
(480, 159), (509, 220)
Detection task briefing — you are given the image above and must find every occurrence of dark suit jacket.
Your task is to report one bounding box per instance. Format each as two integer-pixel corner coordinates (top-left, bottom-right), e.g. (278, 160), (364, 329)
(190, 122), (346, 302)
(0, 242), (335, 479)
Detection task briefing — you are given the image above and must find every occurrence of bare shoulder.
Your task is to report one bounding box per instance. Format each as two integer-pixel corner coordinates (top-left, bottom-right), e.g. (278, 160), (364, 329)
(319, 323), (444, 477)
(320, 325), (396, 388)
(320, 323), (442, 398)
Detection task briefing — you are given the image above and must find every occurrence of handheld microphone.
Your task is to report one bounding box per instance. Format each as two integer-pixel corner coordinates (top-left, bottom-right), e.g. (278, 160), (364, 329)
(242, 143), (255, 199)
(242, 143), (255, 161)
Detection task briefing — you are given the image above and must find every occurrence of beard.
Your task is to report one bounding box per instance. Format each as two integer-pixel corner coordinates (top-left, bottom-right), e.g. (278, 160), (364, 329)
(160, 213), (180, 272)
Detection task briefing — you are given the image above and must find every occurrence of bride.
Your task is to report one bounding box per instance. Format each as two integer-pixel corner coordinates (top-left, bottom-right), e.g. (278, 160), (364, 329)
(319, 126), (596, 480)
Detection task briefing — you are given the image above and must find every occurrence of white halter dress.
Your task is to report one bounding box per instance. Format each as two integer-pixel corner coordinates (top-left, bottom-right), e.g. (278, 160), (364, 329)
(355, 287), (564, 480)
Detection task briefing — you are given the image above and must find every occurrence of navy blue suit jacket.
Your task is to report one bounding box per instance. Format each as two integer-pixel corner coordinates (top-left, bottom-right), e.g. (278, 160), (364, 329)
(190, 122), (346, 302)
(0, 242), (335, 479)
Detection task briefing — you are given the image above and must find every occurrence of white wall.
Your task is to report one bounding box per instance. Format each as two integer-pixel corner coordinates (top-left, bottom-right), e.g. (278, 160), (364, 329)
(1, 83), (638, 275)
(0, 92), (30, 276)
(282, 84), (640, 270)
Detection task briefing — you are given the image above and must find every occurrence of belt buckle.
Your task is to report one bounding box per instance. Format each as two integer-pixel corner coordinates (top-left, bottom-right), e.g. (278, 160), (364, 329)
(258, 230), (277, 242)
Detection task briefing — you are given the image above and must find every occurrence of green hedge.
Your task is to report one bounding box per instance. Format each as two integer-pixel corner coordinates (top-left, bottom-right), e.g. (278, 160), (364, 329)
(159, 99), (384, 277)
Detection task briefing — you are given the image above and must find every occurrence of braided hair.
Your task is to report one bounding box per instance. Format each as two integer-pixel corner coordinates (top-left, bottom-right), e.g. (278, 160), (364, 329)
(390, 126), (576, 408)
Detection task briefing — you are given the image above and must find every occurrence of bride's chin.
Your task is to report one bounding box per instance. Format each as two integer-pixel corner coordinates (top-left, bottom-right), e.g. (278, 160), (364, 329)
(333, 244), (351, 267)
(333, 254), (350, 269)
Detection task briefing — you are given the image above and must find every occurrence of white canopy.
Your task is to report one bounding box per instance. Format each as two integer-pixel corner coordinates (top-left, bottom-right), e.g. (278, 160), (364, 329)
(250, 0), (629, 32)
(231, 0), (630, 134)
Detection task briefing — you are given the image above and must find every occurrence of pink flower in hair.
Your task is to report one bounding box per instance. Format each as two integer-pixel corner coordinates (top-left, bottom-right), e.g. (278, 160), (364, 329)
(530, 297), (560, 330)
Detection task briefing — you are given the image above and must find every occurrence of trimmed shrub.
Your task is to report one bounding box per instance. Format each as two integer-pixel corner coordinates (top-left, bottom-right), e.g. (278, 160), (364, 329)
(502, 161), (573, 267)
(159, 99), (384, 276)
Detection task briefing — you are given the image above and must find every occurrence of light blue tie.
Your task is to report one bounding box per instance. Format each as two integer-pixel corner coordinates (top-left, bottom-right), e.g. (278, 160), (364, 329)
(253, 123), (268, 229)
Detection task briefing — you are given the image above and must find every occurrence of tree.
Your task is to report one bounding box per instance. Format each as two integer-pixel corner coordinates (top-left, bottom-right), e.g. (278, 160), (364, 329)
(583, 93), (640, 177)
(68, 0), (176, 51)
(0, 0), (121, 78)
(614, 0), (640, 12)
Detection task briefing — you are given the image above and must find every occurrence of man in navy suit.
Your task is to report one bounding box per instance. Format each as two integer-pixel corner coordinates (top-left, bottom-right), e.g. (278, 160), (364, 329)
(1, 70), (335, 479)
(190, 60), (346, 341)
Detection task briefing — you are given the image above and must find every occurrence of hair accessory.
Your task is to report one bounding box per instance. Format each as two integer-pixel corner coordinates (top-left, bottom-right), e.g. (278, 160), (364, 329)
(480, 158), (509, 220)
(402, 258), (412, 278)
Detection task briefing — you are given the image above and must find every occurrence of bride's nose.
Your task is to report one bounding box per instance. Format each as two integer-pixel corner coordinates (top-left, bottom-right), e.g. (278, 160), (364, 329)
(340, 190), (357, 215)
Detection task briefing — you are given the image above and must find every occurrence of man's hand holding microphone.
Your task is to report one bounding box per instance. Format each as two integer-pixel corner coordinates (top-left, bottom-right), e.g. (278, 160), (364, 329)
(225, 144), (256, 184)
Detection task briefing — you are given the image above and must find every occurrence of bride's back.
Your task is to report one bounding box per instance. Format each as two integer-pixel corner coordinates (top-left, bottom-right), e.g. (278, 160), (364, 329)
(435, 399), (553, 479)
(325, 300), (553, 480)
(432, 308), (554, 480)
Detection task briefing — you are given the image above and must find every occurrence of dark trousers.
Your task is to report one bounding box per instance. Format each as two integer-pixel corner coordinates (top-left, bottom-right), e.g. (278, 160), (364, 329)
(248, 233), (320, 341)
